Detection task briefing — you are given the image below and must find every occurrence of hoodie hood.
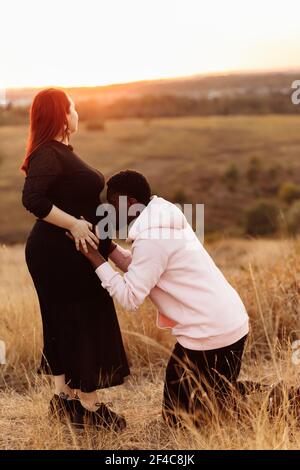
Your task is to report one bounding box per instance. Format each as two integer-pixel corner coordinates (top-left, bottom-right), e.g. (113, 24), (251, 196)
(127, 195), (188, 242)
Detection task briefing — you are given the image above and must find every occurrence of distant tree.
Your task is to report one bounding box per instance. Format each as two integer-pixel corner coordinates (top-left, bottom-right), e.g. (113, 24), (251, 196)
(286, 200), (300, 235)
(172, 188), (188, 204)
(267, 164), (282, 180)
(278, 182), (300, 205)
(223, 163), (239, 192)
(246, 157), (261, 185)
(5, 101), (12, 111)
(244, 200), (279, 236)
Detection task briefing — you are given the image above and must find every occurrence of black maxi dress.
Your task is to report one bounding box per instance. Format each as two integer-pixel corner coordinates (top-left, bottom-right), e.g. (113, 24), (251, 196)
(22, 140), (130, 392)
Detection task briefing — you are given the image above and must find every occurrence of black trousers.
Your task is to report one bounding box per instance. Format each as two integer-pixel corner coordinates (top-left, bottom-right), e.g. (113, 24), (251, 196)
(162, 335), (249, 426)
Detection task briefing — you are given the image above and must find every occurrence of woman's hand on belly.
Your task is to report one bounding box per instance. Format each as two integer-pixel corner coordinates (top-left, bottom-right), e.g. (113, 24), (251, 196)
(43, 206), (99, 253)
(69, 217), (99, 253)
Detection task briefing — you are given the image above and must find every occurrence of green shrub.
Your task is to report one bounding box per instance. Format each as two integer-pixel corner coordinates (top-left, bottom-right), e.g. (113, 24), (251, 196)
(267, 164), (282, 179)
(244, 200), (279, 236)
(172, 188), (188, 204)
(278, 182), (300, 205)
(223, 163), (239, 191)
(246, 157), (261, 184)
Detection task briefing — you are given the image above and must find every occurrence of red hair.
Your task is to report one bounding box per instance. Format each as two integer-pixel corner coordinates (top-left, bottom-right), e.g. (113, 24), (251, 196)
(21, 88), (71, 174)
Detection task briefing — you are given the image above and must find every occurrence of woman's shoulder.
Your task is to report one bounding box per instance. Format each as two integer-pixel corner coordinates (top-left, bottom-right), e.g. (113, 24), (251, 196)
(30, 141), (60, 159)
(46, 140), (74, 153)
(27, 141), (64, 175)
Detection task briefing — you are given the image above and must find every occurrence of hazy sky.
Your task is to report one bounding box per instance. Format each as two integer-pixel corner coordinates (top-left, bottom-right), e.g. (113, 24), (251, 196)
(1, 0), (300, 88)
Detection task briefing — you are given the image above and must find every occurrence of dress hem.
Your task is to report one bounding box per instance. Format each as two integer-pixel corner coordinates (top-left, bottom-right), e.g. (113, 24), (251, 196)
(37, 365), (130, 392)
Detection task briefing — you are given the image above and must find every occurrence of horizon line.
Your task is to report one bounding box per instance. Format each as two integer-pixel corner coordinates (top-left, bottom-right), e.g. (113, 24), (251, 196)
(4, 66), (300, 91)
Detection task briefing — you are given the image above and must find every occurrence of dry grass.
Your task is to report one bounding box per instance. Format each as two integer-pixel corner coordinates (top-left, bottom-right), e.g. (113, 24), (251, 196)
(2, 238), (300, 449)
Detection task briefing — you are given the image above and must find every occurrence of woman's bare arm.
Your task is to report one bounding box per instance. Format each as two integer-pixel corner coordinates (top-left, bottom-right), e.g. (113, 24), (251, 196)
(44, 206), (99, 252)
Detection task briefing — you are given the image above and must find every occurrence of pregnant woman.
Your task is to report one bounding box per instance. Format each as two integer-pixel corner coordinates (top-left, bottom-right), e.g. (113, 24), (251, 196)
(21, 88), (129, 430)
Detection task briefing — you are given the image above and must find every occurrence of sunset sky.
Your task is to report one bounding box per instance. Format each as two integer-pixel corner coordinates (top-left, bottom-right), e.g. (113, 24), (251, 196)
(1, 0), (300, 88)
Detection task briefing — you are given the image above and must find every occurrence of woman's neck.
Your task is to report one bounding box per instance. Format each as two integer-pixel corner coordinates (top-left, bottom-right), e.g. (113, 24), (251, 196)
(55, 134), (69, 145)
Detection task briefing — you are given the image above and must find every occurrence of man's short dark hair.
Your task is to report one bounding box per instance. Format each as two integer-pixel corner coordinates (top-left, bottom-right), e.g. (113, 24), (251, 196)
(107, 170), (152, 205)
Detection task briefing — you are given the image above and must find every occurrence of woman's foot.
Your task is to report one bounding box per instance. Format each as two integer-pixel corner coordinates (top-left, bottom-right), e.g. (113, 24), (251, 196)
(54, 384), (76, 399)
(49, 393), (82, 425)
(75, 402), (126, 432)
(76, 390), (99, 412)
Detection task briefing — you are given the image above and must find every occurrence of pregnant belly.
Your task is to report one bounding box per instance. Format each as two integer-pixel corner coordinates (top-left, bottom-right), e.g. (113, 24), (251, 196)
(27, 219), (111, 258)
(25, 225), (111, 300)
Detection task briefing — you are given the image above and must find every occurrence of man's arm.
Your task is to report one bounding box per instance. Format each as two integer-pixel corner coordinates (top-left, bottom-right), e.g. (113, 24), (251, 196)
(108, 242), (132, 273)
(70, 236), (168, 311)
(77, 241), (132, 272)
(96, 239), (168, 311)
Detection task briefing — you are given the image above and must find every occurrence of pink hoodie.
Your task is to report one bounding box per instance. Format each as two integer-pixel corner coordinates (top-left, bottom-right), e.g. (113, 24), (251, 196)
(96, 195), (249, 351)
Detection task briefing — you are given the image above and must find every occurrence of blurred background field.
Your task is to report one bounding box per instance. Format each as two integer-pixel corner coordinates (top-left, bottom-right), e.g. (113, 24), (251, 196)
(1, 71), (300, 243)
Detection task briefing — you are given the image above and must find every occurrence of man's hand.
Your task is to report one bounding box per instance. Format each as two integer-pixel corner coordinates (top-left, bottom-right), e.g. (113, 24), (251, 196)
(66, 231), (106, 269)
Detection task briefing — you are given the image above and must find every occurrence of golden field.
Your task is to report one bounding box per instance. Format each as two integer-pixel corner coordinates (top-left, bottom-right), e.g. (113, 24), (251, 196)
(2, 237), (300, 450)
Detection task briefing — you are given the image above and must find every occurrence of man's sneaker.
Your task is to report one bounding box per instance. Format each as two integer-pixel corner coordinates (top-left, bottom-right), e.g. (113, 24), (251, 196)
(266, 381), (300, 419)
(75, 402), (126, 432)
(287, 386), (300, 421)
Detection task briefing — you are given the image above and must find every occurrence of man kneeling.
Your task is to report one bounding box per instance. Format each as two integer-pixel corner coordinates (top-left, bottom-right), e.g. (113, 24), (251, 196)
(69, 170), (249, 426)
